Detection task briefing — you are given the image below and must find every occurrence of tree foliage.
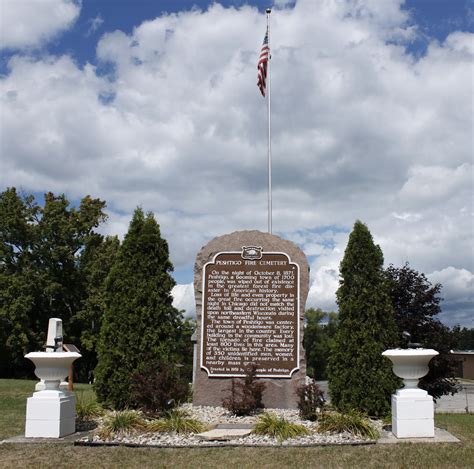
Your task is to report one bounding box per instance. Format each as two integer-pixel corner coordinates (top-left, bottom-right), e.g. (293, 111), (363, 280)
(327, 221), (399, 417)
(304, 308), (338, 380)
(94, 208), (188, 409)
(453, 326), (474, 350)
(385, 263), (459, 398)
(73, 235), (120, 381)
(0, 188), (107, 377)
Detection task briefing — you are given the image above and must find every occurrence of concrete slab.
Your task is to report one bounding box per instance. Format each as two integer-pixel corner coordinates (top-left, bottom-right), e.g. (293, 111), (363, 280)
(197, 428), (253, 441)
(377, 427), (460, 444)
(214, 423), (254, 430)
(1, 431), (90, 445)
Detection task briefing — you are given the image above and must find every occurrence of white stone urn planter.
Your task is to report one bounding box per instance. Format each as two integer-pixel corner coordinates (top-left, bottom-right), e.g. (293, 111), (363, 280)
(25, 350), (81, 438)
(382, 349), (438, 391)
(25, 352), (81, 391)
(382, 348), (438, 438)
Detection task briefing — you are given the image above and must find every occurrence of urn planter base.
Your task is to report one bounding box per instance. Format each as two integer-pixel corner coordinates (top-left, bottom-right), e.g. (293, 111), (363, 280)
(391, 389), (434, 438)
(382, 349), (438, 439)
(25, 391), (76, 438)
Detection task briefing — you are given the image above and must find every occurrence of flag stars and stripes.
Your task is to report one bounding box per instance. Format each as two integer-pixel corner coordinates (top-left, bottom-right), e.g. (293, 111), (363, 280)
(257, 28), (269, 97)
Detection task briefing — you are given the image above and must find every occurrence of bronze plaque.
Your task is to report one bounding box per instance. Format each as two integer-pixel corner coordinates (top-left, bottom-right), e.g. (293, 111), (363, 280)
(201, 247), (299, 377)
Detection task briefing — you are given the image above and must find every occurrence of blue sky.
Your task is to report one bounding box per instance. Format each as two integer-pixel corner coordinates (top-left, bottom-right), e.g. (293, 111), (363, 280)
(2, 1), (472, 71)
(1, 0), (473, 327)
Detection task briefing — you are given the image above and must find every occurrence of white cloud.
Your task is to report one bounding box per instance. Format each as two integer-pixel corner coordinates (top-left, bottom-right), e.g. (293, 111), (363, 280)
(302, 230), (349, 313)
(399, 164), (472, 205)
(429, 267), (474, 328)
(430, 267), (474, 297)
(85, 14), (104, 37)
(99, 211), (131, 241)
(1, 0), (473, 325)
(0, 0), (80, 50)
(391, 212), (422, 222)
(172, 283), (195, 318)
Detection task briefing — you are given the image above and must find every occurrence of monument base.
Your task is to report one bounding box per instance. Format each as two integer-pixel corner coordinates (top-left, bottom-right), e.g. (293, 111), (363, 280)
(25, 390), (76, 438)
(391, 389), (434, 438)
(193, 371), (305, 409)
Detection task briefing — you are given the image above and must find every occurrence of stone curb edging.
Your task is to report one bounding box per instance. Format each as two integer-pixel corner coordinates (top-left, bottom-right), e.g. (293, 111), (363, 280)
(2, 427), (460, 447)
(3, 431), (460, 448)
(73, 440), (377, 449)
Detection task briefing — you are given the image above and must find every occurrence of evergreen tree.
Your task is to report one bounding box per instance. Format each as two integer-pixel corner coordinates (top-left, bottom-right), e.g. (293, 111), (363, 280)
(304, 308), (338, 380)
(73, 235), (120, 381)
(172, 316), (195, 383)
(386, 263), (458, 398)
(327, 221), (399, 416)
(94, 208), (185, 409)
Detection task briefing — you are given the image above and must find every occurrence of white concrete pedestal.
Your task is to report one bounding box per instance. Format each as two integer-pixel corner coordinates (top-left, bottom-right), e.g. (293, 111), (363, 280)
(392, 388), (434, 438)
(25, 390), (76, 438)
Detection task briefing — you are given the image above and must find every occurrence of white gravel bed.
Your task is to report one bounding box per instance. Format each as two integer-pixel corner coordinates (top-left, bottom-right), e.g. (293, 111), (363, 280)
(180, 403), (306, 426)
(79, 431), (369, 447)
(77, 404), (378, 447)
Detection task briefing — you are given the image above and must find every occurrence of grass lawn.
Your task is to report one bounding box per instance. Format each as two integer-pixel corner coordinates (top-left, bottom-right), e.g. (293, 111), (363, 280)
(0, 379), (473, 468)
(0, 379), (94, 441)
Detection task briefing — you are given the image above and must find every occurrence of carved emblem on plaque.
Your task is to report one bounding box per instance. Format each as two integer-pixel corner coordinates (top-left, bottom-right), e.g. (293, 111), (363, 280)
(241, 246), (263, 260)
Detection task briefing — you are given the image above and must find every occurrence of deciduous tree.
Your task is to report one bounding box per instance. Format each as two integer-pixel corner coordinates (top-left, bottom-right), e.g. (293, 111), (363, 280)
(386, 263), (458, 398)
(453, 326), (474, 350)
(0, 188), (106, 377)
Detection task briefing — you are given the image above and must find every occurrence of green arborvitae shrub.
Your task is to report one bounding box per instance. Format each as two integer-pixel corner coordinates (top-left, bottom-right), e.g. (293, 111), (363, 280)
(74, 235), (120, 382)
(327, 221), (399, 417)
(304, 308), (338, 380)
(94, 208), (185, 409)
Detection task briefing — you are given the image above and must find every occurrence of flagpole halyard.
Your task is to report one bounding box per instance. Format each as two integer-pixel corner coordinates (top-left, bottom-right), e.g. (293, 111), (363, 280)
(266, 8), (272, 234)
(257, 8), (272, 234)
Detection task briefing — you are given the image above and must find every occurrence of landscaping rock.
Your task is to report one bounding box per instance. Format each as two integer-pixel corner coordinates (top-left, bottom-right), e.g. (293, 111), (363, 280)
(197, 428), (253, 441)
(77, 404), (378, 447)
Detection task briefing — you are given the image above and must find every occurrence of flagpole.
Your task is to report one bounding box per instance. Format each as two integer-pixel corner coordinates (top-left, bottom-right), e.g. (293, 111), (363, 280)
(266, 8), (272, 234)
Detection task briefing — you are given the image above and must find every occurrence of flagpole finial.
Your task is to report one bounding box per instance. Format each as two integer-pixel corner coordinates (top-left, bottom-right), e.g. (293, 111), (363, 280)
(266, 8), (271, 14)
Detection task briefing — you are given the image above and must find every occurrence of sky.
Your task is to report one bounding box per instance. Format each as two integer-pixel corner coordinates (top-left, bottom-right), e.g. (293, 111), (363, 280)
(0, 0), (473, 328)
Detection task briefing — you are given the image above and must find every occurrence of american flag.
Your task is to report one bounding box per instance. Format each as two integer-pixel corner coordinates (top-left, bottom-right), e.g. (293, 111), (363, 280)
(257, 28), (269, 97)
